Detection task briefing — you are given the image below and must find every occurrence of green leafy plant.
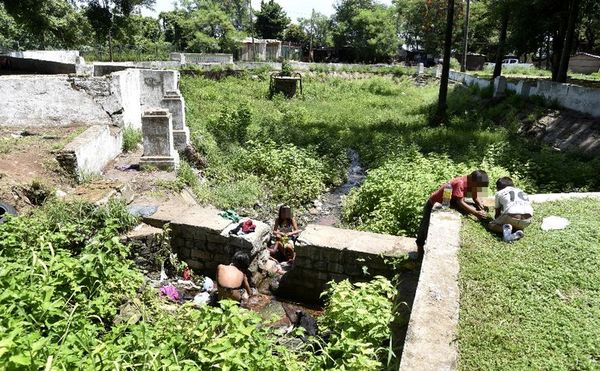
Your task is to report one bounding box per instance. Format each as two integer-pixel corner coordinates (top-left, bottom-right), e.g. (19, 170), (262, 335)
(122, 127), (142, 153)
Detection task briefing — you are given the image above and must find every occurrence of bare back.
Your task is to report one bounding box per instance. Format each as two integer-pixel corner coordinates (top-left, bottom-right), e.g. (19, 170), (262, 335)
(217, 264), (244, 289)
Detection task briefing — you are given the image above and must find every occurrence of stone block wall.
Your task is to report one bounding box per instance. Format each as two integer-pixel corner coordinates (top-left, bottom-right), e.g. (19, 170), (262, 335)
(159, 207), (417, 303)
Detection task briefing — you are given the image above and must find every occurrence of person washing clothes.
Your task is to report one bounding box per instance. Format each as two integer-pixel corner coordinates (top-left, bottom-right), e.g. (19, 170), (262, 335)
(488, 177), (533, 242)
(269, 205), (300, 263)
(216, 251), (253, 303)
(416, 170), (490, 258)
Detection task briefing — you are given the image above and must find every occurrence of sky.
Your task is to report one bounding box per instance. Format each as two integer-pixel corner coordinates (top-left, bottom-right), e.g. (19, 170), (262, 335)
(141, 0), (393, 21)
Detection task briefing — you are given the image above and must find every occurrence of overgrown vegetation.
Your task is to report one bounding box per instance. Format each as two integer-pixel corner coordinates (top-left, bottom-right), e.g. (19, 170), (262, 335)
(0, 202), (398, 368)
(121, 127), (142, 152)
(181, 74), (600, 235)
(459, 198), (600, 369)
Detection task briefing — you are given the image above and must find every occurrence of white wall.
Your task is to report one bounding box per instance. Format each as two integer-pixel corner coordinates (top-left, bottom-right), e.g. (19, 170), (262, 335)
(7, 50), (80, 64)
(0, 75), (111, 127)
(448, 70), (600, 118)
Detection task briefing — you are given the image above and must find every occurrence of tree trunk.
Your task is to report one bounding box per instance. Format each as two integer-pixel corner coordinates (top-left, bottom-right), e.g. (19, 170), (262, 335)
(460, 0), (471, 72)
(557, 0), (580, 83)
(552, 15), (568, 80)
(492, 10), (509, 79)
(434, 0), (455, 126)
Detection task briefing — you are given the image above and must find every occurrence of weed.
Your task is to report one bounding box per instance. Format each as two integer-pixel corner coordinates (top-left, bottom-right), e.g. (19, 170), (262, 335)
(122, 127), (142, 153)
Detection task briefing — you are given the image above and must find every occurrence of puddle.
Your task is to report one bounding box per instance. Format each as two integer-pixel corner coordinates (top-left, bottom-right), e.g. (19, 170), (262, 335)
(314, 149), (366, 226)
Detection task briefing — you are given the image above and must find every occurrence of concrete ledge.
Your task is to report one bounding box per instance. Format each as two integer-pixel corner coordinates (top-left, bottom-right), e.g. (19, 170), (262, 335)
(56, 125), (122, 179)
(298, 224), (416, 257)
(528, 192), (600, 203)
(400, 210), (461, 371)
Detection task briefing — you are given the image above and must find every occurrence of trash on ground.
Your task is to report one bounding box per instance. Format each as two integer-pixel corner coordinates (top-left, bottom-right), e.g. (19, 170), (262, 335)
(127, 204), (159, 218)
(541, 216), (570, 231)
(160, 284), (180, 302)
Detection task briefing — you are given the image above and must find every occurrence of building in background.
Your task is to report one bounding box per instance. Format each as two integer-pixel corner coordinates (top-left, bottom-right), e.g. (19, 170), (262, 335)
(568, 53), (600, 74)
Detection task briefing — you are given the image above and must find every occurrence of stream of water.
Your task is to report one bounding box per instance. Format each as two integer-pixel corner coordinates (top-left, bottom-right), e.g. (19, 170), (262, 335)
(314, 149), (366, 226)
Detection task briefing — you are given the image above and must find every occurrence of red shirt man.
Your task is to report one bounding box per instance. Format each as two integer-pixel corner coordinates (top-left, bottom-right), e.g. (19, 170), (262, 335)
(416, 171), (489, 258)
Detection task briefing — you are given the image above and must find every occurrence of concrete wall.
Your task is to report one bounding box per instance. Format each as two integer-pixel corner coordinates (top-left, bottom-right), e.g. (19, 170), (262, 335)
(568, 54), (600, 74)
(0, 56), (76, 74)
(56, 125), (123, 178)
(400, 210), (462, 370)
(449, 70), (600, 118)
(6, 50), (80, 64)
(0, 75), (112, 127)
(146, 206), (417, 303)
(171, 53), (233, 64)
(112, 69), (142, 130)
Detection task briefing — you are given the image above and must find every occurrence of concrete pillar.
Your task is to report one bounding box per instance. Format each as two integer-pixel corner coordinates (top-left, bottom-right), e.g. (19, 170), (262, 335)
(493, 76), (507, 98)
(162, 90), (190, 151)
(139, 109), (180, 170)
(417, 63), (425, 75)
(435, 64), (442, 78)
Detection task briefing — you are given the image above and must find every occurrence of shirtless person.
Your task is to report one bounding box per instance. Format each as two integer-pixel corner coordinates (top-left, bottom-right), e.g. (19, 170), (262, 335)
(216, 251), (253, 302)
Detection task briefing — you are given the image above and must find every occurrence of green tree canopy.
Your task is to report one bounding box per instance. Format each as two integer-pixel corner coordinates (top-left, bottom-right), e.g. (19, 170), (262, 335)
(255, 0), (290, 39)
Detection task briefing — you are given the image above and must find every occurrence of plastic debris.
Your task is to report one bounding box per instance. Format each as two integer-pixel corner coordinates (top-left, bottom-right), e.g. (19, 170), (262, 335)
(541, 216), (570, 231)
(127, 205), (159, 218)
(193, 292), (211, 307)
(202, 277), (214, 292)
(159, 261), (168, 282)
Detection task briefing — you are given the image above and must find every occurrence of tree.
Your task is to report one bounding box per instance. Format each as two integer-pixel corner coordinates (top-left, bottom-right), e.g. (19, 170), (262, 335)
(283, 24), (308, 45)
(160, 2), (242, 53)
(84, 0), (155, 61)
(299, 12), (333, 48)
(435, 0), (455, 125)
(556, 0), (580, 82)
(255, 0), (289, 39)
(351, 5), (400, 62)
(0, 0), (91, 49)
(220, 0), (252, 32)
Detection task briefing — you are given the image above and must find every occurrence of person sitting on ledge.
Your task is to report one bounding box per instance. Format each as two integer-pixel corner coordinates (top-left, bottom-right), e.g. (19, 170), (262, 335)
(269, 205), (300, 264)
(416, 170), (490, 258)
(488, 176), (533, 242)
(216, 251), (253, 303)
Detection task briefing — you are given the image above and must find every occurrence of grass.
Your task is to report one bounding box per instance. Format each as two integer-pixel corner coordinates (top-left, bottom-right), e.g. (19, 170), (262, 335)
(122, 127), (142, 152)
(459, 198), (600, 369)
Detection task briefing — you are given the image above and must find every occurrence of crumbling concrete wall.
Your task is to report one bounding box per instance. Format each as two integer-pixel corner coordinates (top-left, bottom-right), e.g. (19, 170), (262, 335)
(0, 75), (113, 127)
(56, 125), (123, 178)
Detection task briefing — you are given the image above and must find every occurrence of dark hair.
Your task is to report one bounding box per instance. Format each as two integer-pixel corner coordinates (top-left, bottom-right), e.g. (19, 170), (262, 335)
(231, 251), (250, 270)
(469, 170), (489, 186)
(496, 176), (514, 191)
(278, 204), (292, 221)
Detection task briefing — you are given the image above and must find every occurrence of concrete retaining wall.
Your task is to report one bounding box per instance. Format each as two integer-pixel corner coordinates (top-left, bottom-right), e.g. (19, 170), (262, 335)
(143, 205), (417, 303)
(171, 52), (233, 64)
(56, 125), (123, 178)
(5, 50), (80, 64)
(449, 70), (600, 118)
(0, 56), (76, 75)
(0, 75), (112, 127)
(400, 210), (462, 370)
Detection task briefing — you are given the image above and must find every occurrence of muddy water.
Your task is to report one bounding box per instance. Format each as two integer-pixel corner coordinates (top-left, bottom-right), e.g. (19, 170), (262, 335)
(314, 150), (366, 226)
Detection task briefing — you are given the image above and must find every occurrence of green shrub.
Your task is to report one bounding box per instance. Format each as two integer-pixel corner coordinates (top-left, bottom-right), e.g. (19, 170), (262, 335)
(207, 102), (252, 145)
(343, 148), (520, 236)
(312, 276), (397, 370)
(122, 127), (142, 152)
(235, 141), (328, 206)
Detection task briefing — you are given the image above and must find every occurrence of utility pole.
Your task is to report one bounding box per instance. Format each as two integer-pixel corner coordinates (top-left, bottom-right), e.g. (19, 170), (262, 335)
(248, 0), (256, 61)
(460, 0), (471, 72)
(309, 8), (315, 62)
